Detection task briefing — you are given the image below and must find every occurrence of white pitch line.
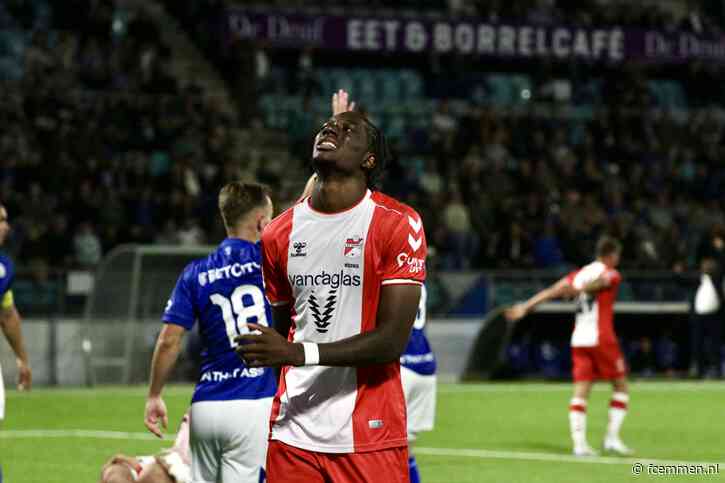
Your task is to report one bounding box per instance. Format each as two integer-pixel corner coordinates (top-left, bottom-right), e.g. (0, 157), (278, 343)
(0, 429), (169, 441)
(438, 382), (725, 394)
(2, 430), (723, 469)
(414, 447), (725, 468)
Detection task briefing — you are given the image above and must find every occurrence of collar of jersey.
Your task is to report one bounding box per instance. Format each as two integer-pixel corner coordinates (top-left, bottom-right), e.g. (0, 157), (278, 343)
(303, 189), (371, 219)
(220, 237), (256, 250)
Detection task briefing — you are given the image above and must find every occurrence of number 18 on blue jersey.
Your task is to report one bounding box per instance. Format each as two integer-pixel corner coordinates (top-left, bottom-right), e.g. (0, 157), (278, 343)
(163, 238), (277, 403)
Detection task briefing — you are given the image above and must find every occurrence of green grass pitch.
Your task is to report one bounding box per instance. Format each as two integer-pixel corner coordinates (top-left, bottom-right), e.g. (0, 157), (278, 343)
(2, 382), (724, 482)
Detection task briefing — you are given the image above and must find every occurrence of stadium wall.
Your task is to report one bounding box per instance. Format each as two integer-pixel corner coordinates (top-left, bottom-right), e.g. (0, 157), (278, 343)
(0, 318), (483, 386)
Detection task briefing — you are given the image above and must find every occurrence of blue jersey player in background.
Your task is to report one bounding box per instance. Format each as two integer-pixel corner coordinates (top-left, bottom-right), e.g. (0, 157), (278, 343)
(144, 182), (277, 483)
(400, 285), (436, 483)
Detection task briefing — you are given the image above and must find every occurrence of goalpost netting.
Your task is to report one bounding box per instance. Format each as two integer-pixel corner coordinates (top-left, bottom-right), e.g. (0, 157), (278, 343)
(83, 244), (215, 385)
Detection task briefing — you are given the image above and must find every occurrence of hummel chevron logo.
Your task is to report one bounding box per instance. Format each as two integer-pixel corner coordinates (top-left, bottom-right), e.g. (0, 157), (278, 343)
(408, 215), (422, 233)
(309, 289), (337, 333)
(408, 233), (422, 252)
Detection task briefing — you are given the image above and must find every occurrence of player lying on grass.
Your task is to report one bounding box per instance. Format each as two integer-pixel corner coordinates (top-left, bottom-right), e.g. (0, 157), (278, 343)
(506, 237), (633, 456)
(100, 413), (191, 483)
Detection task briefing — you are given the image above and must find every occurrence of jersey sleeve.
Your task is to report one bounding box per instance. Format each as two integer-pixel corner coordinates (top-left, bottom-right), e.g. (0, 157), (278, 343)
(0, 256), (15, 298)
(565, 270), (579, 286)
(380, 211), (427, 286)
(605, 269), (622, 289)
(261, 232), (292, 306)
(163, 264), (196, 330)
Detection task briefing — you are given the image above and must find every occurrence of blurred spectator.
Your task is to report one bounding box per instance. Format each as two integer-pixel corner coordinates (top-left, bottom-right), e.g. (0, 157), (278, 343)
(689, 257), (724, 378)
(74, 222), (102, 268)
(442, 190), (476, 269)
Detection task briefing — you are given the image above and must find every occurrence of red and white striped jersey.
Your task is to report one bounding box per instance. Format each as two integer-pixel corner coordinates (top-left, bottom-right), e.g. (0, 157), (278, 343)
(567, 261), (621, 347)
(261, 189), (427, 453)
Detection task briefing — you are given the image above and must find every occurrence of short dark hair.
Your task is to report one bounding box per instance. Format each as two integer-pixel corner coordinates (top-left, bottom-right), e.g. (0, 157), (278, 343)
(360, 117), (389, 189)
(596, 236), (622, 258)
(218, 182), (270, 229)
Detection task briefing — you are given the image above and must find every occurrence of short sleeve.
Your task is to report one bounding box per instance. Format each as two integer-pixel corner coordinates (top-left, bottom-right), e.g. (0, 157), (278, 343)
(605, 269), (622, 288)
(163, 266), (196, 330)
(0, 257), (15, 297)
(261, 234), (292, 306)
(380, 212), (427, 286)
(1, 290), (14, 309)
(566, 270), (579, 287)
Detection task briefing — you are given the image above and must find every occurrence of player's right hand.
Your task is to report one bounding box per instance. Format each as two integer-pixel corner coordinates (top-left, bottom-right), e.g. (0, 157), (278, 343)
(144, 396), (168, 438)
(16, 358), (31, 391)
(332, 89), (355, 115)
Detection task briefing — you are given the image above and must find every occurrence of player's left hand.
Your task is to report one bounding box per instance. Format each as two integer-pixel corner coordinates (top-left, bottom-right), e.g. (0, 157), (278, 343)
(235, 323), (305, 367)
(16, 358), (31, 391)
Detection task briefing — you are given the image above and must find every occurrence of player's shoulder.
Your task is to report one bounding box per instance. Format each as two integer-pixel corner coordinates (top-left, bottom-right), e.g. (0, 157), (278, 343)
(370, 191), (422, 222)
(262, 203), (297, 244)
(0, 252), (15, 280)
(179, 258), (203, 284)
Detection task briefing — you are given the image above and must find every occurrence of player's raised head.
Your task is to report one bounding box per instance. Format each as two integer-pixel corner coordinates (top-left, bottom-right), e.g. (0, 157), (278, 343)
(218, 182), (273, 240)
(312, 111), (388, 189)
(596, 236), (621, 267)
(0, 204), (10, 246)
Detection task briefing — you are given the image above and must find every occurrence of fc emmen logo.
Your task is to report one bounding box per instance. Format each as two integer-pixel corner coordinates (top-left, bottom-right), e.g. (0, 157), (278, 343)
(344, 237), (364, 258)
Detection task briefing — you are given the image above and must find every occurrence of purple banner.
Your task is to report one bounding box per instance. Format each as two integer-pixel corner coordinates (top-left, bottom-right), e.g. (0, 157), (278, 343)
(227, 9), (725, 63)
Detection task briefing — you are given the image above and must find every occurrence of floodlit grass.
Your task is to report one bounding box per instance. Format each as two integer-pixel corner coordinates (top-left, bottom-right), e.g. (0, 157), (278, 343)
(2, 382), (724, 482)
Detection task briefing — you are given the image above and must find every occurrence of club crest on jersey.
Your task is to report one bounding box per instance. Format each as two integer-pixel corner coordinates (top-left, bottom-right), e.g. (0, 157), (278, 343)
(291, 241), (308, 258)
(344, 236), (364, 258)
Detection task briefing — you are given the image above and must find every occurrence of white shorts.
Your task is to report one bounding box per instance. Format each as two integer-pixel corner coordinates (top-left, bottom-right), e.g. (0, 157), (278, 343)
(190, 398), (273, 483)
(0, 362), (5, 421)
(401, 367), (436, 440)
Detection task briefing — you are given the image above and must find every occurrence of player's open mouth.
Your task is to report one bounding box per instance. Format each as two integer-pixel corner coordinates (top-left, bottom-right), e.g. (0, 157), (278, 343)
(316, 139), (338, 151)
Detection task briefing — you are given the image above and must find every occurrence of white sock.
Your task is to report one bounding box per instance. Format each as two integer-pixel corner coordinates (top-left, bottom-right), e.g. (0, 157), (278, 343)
(606, 392), (629, 440)
(569, 397), (588, 447)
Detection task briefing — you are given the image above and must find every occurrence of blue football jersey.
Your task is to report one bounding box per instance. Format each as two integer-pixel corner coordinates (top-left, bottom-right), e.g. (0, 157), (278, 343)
(163, 238), (277, 403)
(400, 285), (436, 375)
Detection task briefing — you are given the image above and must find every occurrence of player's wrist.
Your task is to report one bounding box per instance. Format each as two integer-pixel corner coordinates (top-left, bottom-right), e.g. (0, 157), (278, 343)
(300, 342), (319, 366)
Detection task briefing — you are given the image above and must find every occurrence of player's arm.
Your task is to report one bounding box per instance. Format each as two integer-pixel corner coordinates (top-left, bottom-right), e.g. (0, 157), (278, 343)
(579, 275), (612, 294)
(298, 174), (317, 201)
(505, 277), (576, 321)
(145, 323), (185, 438)
(146, 271), (194, 438)
(0, 297), (32, 391)
(252, 284), (420, 367)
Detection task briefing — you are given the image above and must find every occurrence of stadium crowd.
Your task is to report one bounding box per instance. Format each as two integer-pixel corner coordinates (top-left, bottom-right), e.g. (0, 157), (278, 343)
(1, 0), (724, 278)
(0, 0), (297, 273)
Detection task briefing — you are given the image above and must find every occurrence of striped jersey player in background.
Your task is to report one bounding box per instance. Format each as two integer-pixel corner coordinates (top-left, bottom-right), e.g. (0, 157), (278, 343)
(144, 182), (277, 483)
(506, 237), (632, 457)
(400, 285), (436, 483)
(236, 100), (427, 482)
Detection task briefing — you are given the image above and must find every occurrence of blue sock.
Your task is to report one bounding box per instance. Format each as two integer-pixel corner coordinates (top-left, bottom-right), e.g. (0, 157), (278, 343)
(409, 455), (421, 483)
(258, 467), (266, 483)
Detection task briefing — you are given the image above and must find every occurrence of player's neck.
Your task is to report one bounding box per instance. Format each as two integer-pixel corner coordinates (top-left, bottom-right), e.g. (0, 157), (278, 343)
(226, 225), (258, 243)
(310, 176), (367, 213)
